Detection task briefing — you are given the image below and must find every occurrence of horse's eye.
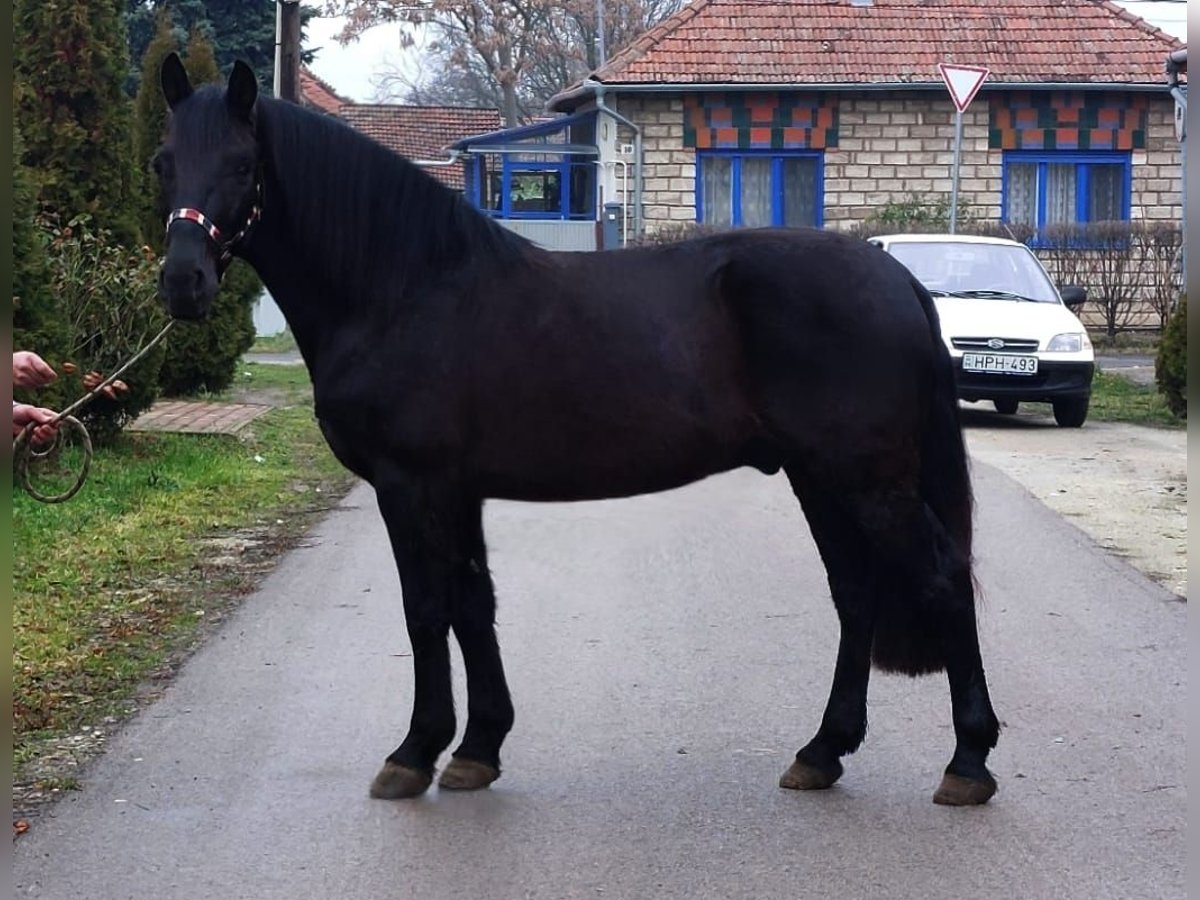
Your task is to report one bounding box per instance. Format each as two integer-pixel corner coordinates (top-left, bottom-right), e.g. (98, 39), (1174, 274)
(235, 163), (253, 178)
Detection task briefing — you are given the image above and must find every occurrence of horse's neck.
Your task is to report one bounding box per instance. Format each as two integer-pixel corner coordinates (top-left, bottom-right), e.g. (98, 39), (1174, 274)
(242, 235), (329, 372)
(244, 100), (533, 368)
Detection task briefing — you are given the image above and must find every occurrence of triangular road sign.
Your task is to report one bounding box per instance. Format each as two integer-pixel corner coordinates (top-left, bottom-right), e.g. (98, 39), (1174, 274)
(938, 63), (990, 112)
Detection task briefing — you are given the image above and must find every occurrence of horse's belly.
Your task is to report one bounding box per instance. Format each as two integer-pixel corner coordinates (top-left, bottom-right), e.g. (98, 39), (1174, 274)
(474, 409), (761, 502)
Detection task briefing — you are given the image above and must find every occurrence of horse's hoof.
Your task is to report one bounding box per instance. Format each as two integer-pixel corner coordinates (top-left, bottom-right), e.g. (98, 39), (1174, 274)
(779, 758), (842, 791)
(933, 772), (997, 806)
(438, 757), (500, 791)
(369, 762), (434, 799)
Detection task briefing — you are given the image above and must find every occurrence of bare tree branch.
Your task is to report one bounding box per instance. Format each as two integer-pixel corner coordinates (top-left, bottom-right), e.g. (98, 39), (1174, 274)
(320, 0), (683, 124)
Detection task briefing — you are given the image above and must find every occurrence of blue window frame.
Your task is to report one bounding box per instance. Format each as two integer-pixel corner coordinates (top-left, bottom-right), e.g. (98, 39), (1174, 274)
(1002, 151), (1132, 239)
(468, 157), (595, 221)
(696, 151), (823, 228)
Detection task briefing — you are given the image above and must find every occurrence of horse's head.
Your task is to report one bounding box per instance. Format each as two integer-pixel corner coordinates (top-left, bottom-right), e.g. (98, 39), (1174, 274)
(156, 53), (262, 320)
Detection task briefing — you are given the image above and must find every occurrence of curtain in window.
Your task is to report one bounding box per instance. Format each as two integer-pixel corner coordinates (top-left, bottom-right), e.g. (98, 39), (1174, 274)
(1006, 163), (1038, 226)
(1045, 163), (1077, 225)
(702, 157), (734, 226)
(781, 157), (818, 227)
(1088, 164), (1124, 222)
(740, 158), (773, 227)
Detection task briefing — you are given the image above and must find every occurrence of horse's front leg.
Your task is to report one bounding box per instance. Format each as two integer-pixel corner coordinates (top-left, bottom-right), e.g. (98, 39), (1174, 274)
(438, 508), (515, 791)
(368, 472), (464, 800)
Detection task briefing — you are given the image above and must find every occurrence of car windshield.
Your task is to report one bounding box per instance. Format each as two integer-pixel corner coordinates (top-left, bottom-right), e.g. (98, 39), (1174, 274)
(887, 241), (1060, 304)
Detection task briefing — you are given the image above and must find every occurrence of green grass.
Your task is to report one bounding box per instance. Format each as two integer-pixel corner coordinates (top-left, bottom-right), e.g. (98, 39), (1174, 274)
(249, 327), (298, 354)
(1088, 370), (1182, 427)
(13, 363), (354, 772)
(1087, 330), (1161, 354)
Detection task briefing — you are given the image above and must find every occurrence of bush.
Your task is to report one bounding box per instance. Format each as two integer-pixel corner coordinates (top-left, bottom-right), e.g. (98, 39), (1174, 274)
(630, 221), (730, 246)
(865, 192), (976, 230)
(42, 215), (168, 444)
(157, 260), (258, 396)
(1155, 295), (1186, 419)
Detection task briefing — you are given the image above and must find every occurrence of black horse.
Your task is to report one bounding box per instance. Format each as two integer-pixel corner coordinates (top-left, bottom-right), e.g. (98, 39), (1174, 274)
(155, 55), (999, 806)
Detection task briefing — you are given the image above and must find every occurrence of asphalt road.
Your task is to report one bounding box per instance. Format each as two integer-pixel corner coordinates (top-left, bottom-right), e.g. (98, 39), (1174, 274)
(15, 465), (1185, 899)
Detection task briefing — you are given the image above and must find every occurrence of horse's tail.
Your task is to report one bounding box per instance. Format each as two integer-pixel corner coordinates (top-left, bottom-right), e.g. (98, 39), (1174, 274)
(871, 277), (975, 676)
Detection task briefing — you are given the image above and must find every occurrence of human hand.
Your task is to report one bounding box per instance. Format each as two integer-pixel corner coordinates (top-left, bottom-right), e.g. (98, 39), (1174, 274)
(13, 351), (58, 389)
(13, 403), (59, 447)
(81, 371), (127, 401)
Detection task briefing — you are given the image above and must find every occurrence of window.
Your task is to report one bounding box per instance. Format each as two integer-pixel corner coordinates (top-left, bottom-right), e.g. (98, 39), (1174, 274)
(509, 167), (563, 216)
(1003, 151), (1131, 237)
(470, 156), (595, 221)
(697, 152), (822, 228)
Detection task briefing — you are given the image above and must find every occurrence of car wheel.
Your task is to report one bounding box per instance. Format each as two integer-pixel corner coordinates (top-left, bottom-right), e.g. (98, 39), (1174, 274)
(993, 399), (1019, 415)
(1053, 397), (1089, 428)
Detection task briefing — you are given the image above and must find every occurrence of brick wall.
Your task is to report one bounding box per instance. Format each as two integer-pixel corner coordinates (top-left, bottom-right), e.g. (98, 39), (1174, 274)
(824, 96), (999, 225)
(1132, 101), (1185, 219)
(611, 95), (696, 232)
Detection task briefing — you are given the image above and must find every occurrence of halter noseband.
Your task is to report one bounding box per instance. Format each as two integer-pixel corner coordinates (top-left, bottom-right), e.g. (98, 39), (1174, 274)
(165, 181), (262, 273)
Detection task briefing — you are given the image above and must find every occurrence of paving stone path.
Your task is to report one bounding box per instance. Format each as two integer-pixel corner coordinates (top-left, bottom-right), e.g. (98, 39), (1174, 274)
(129, 400), (271, 435)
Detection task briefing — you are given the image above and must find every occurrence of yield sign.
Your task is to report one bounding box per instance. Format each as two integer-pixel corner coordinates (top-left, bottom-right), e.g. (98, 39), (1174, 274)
(938, 63), (990, 112)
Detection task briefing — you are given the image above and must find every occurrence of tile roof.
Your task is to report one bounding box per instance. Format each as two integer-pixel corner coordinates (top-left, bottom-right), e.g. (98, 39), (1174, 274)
(338, 105), (503, 190)
(592, 0), (1184, 87)
(299, 67), (348, 115)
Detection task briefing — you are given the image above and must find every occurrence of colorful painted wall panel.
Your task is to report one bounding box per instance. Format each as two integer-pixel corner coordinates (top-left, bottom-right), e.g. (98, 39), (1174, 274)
(683, 93), (838, 150)
(989, 92), (1147, 150)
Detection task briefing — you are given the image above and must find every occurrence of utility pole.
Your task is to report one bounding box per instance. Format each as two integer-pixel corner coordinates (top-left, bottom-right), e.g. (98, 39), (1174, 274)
(275, 0), (302, 102)
(596, 0), (606, 68)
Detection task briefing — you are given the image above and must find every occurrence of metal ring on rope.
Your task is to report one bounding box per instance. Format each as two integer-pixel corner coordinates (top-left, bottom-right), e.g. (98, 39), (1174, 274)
(14, 415), (93, 503)
(13, 320), (175, 504)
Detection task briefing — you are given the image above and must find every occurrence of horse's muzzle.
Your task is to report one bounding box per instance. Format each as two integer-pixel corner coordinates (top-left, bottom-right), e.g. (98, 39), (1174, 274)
(158, 254), (218, 320)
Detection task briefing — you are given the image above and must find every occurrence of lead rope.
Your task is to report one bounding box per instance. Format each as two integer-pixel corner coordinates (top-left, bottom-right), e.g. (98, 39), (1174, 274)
(14, 320), (176, 503)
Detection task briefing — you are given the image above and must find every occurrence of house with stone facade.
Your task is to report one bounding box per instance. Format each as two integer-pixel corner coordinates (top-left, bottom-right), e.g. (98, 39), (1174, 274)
(543, 0), (1183, 248)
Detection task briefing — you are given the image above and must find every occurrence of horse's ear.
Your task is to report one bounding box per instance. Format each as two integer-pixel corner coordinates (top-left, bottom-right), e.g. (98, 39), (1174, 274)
(226, 60), (259, 122)
(161, 52), (193, 110)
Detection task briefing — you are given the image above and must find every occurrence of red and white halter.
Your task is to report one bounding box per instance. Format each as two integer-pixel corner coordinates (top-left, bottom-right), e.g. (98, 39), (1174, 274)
(165, 183), (262, 273)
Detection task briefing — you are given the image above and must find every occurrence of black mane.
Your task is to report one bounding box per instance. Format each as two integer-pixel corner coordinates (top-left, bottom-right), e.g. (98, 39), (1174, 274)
(249, 92), (533, 300)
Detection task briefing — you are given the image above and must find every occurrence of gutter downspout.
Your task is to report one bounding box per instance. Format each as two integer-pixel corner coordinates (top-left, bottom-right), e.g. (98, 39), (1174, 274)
(582, 78), (644, 241)
(412, 151), (464, 169)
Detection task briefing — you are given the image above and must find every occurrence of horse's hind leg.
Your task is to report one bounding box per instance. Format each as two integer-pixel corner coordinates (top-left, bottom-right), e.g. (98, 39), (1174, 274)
(438, 509), (515, 791)
(848, 485), (999, 805)
(779, 472), (877, 791)
(781, 466), (999, 804)
(368, 473), (464, 799)
(933, 580), (999, 806)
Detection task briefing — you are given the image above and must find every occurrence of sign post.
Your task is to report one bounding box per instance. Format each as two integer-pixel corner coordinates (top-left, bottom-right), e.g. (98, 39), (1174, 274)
(938, 63), (989, 233)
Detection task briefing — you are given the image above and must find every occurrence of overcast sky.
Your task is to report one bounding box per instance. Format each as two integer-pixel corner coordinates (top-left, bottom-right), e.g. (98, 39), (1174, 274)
(303, 0), (1189, 105)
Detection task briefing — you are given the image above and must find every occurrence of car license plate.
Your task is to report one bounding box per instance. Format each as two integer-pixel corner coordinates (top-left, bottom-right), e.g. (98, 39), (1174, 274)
(961, 353), (1038, 375)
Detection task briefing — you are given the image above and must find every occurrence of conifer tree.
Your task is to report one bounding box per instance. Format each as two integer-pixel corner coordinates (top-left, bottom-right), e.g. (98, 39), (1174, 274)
(15, 0), (142, 245)
(134, 10), (182, 252)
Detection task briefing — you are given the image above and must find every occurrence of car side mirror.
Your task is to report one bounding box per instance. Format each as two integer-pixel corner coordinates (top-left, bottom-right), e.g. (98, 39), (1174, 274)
(1059, 285), (1087, 308)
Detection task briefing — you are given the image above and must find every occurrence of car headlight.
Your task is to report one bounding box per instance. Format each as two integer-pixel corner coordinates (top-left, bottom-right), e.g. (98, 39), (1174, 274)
(1046, 332), (1091, 353)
